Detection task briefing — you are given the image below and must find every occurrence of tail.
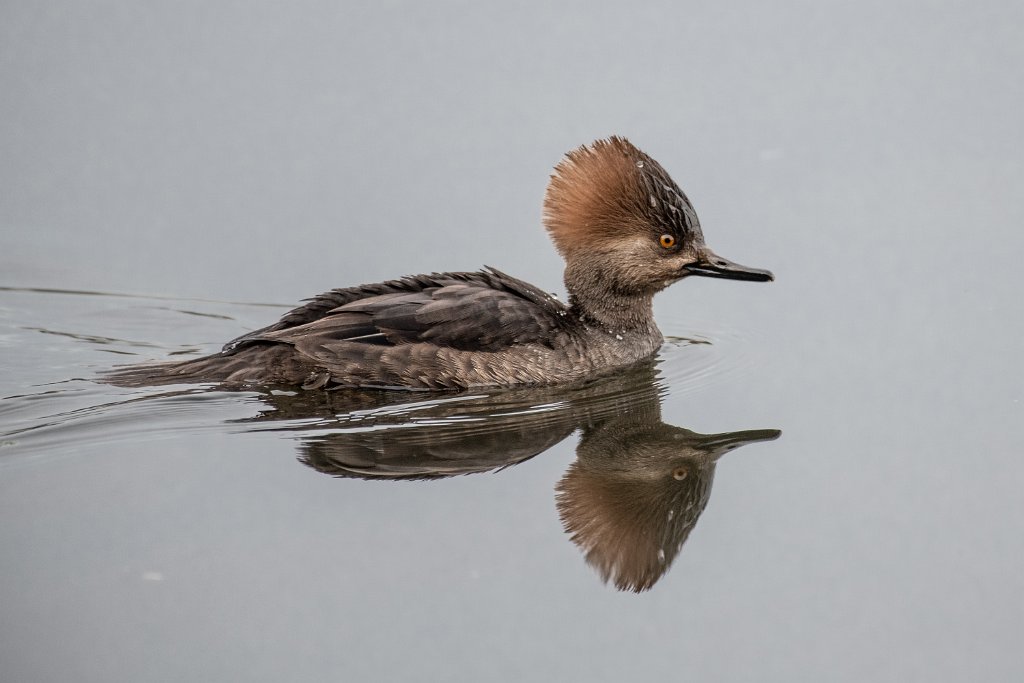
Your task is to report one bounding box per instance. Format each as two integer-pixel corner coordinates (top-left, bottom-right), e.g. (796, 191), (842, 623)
(101, 344), (310, 388)
(102, 354), (241, 387)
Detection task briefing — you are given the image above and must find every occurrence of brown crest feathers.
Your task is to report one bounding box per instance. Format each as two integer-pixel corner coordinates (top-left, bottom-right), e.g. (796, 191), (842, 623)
(542, 137), (701, 257)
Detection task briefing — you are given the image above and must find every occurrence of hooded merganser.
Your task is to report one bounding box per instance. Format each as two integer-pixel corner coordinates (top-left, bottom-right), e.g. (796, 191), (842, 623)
(107, 137), (773, 390)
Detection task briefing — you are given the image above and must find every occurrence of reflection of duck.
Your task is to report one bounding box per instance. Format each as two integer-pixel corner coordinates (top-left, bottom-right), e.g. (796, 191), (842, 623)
(107, 137), (771, 390)
(257, 361), (778, 591)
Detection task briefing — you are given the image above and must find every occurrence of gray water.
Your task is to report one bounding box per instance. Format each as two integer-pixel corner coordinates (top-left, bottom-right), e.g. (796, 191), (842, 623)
(2, 2), (1023, 681)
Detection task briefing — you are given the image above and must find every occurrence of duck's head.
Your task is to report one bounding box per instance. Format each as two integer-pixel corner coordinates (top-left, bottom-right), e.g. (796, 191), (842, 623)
(543, 137), (773, 312)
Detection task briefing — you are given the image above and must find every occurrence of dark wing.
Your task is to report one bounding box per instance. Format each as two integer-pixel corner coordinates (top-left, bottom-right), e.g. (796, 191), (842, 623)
(222, 272), (446, 352)
(226, 267), (571, 354)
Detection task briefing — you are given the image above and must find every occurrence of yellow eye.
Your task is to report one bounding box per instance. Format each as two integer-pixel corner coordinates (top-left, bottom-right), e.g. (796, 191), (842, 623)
(659, 234), (676, 249)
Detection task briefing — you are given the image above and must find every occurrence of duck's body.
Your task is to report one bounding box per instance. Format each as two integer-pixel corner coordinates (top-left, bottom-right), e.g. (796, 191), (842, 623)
(115, 267), (661, 389)
(106, 137), (772, 390)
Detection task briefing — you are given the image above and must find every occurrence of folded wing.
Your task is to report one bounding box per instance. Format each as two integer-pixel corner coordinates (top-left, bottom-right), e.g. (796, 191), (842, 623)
(225, 267), (570, 356)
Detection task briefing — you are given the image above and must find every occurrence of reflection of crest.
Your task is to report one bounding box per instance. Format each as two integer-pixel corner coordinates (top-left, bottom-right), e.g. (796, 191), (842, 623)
(241, 360), (779, 591)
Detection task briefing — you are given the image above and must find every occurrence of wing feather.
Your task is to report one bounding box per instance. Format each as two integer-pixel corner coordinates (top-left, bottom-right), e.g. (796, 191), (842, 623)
(225, 269), (571, 356)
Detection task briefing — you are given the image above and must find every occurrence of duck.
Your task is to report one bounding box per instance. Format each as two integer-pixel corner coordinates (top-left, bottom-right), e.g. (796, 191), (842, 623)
(106, 136), (773, 390)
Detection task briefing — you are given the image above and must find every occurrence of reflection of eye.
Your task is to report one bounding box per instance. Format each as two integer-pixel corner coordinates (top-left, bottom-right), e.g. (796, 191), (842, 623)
(659, 234), (676, 249)
(672, 467), (687, 480)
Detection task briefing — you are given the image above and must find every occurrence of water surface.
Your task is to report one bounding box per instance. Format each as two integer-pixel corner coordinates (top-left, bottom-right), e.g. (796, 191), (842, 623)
(2, 2), (1023, 681)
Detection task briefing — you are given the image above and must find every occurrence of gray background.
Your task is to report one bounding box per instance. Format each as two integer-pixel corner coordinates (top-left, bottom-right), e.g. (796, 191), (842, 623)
(2, 2), (1022, 681)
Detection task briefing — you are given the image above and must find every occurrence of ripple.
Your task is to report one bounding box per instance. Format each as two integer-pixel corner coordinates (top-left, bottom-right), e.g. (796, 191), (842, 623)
(655, 315), (764, 396)
(237, 367), (664, 444)
(0, 284), (287, 309)
(0, 382), (263, 461)
(0, 367), (664, 465)
(22, 326), (164, 349)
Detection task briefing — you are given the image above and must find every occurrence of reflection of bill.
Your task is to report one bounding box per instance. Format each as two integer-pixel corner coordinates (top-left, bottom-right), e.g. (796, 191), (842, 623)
(255, 361), (778, 591)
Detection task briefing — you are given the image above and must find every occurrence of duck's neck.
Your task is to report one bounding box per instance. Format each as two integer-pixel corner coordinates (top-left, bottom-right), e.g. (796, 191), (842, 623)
(564, 261), (658, 333)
